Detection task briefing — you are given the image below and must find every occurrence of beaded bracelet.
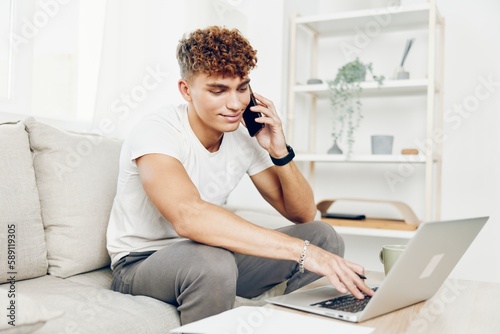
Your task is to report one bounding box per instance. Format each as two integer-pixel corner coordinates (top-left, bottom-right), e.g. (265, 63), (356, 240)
(299, 240), (310, 274)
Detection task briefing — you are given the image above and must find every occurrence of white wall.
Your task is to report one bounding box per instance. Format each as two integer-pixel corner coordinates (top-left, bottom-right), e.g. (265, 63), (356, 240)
(437, 0), (500, 282)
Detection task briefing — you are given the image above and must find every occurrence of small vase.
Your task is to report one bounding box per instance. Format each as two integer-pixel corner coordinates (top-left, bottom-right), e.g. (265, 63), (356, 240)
(371, 135), (394, 154)
(327, 141), (343, 154)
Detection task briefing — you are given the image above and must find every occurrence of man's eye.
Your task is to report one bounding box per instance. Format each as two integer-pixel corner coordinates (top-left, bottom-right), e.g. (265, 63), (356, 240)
(210, 90), (224, 95)
(239, 86), (249, 92)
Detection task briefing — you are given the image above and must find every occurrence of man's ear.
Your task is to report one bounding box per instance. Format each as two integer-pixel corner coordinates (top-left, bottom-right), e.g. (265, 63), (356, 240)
(178, 79), (192, 102)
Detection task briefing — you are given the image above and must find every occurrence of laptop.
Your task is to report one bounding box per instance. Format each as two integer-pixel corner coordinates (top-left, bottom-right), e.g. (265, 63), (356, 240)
(266, 216), (489, 322)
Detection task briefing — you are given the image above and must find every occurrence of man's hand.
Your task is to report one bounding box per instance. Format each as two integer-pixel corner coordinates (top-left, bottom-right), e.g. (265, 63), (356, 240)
(304, 244), (375, 299)
(250, 92), (288, 158)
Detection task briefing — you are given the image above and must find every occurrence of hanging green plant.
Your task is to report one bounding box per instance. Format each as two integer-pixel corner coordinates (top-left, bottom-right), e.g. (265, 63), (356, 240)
(327, 58), (385, 155)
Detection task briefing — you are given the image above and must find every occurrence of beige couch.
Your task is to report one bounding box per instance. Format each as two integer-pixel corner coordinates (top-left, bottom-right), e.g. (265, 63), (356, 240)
(0, 118), (292, 334)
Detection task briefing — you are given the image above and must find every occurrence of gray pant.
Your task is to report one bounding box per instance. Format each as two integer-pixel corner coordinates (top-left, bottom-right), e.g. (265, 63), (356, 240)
(111, 221), (344, 324)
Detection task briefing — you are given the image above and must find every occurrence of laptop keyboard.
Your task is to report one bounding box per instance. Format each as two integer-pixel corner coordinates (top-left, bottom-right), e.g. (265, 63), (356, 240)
(311, 287), (378, 313)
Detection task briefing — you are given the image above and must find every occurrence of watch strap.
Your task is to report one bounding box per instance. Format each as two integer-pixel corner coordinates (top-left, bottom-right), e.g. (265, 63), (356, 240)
(270, 145), (295, 166)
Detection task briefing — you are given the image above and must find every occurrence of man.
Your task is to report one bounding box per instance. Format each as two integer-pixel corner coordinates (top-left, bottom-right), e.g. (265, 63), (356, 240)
(106, 26), (373, 325)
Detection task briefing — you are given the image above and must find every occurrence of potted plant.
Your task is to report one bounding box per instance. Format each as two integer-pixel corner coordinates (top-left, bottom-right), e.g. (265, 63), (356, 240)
(327, 58), (385, 156)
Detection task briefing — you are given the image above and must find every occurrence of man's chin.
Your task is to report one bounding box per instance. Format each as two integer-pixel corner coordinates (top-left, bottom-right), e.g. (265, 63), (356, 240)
(218, 122), (241, 133)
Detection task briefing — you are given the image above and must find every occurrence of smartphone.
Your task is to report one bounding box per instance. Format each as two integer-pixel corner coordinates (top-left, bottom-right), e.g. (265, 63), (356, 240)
(242, 85), (264, 137)
(321, 212), (366, 220)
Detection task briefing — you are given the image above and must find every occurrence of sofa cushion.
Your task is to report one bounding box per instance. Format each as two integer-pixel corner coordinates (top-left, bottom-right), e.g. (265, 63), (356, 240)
(65, 267), (113, 289)
(0, 288), (64, 333)
(25, 117), (123, 278)
(1, 275), (181, 334)
(0, 121), (48, 283)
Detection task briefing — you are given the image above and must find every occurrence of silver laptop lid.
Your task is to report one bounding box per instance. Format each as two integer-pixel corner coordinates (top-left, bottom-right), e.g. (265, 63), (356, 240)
(360, 216), (489, 321)
(266, 216), (489, 323)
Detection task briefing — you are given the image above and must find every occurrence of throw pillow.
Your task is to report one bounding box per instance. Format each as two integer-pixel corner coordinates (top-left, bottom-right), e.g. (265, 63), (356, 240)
(25, 117), (123, 278)
(0, 121), (48, 283)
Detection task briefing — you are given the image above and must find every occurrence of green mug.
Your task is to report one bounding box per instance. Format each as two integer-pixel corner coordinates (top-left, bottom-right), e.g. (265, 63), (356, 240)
(379, 245), (406, 275)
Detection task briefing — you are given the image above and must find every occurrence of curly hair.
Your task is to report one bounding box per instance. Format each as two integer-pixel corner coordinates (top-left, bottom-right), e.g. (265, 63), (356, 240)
(176, 26), (257, 81)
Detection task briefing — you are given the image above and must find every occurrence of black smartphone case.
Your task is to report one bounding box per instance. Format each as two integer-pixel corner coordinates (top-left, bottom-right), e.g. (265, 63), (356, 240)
(243, 93), (264, 137)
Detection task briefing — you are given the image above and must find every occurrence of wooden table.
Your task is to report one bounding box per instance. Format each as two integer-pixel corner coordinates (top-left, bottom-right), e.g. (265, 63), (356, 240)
(267, 272), (500, 334)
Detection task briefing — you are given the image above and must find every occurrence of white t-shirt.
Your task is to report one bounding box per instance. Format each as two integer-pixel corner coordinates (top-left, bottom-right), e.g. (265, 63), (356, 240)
(106, 104), (274, 269)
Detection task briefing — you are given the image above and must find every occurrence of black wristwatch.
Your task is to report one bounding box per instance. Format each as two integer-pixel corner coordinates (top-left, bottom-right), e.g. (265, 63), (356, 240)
(270, 145), (295, 166)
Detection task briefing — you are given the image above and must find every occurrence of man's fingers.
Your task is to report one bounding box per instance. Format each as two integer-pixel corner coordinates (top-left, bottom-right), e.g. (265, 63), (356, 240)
(350, 271), (375, 297)
(340, 275), (365, 299)
(309, 247), (374, 300)
(327, 274), (348, 294)
(253, 92), (272, 107)
(330, 262), (374, 299)
(345, 263), (375, 297)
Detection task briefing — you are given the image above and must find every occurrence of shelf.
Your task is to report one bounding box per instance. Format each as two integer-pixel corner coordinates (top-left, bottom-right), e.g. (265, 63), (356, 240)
(295, 154), (429, 164)
(295, 3), (434, 35)
(332, 225), (417, 239)
(322, 217), (418, 231)
(294, 79), (432, 98)
(317, 198), (420, 237)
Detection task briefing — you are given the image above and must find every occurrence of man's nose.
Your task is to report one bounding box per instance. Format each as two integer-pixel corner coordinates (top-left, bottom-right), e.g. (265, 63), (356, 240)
(226, 91), (244, 111)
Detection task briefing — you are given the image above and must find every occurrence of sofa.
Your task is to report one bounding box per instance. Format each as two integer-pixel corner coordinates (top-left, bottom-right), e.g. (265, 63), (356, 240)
(0, 117), (294, 334)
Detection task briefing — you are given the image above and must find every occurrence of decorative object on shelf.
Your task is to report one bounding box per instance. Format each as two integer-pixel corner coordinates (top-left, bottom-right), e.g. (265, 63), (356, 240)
(307, 78), (323, 84)
(327, 141), (343, 154)
(401, 148), (419, 155)
(371, 135), (394, 154)
(317, 198), (421, 231)
(327, 58), (385, 155)
(396, 38), (415, 80)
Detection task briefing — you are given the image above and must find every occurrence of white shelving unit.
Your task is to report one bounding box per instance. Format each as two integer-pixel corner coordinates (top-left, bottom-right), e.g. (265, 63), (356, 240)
(295, 153), (429, 164)
(293, 4), (434, 34)
(294, 78), (432, 97)
(286, 1), (445, 230)
(334, 226), (416, 239)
